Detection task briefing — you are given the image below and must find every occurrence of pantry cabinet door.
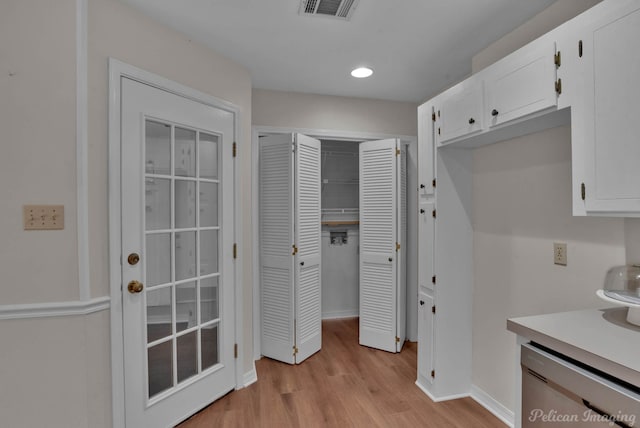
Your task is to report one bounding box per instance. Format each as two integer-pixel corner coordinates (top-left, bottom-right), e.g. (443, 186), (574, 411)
(581, 3), (640, 215)
(417, 103), (435, 197)
(259, 134), (295, 364)
(417, 291), (434, 384)
(293, 133), (322, 363)
(359, 139), (400, 353)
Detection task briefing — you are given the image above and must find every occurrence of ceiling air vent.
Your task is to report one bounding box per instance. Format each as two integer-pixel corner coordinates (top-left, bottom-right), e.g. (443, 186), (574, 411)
(299, 0), (360, 20)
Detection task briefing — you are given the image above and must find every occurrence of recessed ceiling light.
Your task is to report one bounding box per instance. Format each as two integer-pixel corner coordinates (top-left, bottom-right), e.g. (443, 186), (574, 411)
(351, 67), (373, 78)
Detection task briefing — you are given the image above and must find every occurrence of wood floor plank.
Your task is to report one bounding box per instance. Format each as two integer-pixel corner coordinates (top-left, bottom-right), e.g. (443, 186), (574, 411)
(178, 318), (506, 428)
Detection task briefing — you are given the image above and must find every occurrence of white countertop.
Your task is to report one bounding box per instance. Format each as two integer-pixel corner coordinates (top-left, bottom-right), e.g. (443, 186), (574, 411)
(508, 307), (640, 386)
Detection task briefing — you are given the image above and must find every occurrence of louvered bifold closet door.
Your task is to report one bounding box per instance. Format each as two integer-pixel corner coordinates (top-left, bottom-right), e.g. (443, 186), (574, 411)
(359, 139), (399, 353)
(260, 134), (295, 364)
(294, 134), (322, 363)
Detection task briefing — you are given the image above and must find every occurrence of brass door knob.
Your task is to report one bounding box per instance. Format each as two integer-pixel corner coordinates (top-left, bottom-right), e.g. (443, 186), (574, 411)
(127, 253), (140, 265)
(128, 280), (144, 294)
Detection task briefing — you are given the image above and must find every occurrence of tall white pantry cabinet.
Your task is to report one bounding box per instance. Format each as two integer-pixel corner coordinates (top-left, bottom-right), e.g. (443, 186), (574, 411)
(416, 0), (640, 401)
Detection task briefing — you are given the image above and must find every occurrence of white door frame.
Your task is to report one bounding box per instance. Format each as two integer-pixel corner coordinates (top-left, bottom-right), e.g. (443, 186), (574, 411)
(109, 59), (243, 427)
(252, 125), (416, 360)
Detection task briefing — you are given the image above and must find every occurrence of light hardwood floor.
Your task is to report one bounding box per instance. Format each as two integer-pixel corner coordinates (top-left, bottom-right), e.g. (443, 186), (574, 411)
(178, 318), (507, 428)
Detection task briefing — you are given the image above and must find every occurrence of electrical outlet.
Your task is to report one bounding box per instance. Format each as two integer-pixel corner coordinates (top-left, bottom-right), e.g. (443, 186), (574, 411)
(23, 205), (64, 230)
(554, 242), (567, 266)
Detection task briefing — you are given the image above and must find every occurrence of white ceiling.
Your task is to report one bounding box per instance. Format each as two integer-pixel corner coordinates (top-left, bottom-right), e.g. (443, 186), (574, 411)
(121, 0), (557, 103)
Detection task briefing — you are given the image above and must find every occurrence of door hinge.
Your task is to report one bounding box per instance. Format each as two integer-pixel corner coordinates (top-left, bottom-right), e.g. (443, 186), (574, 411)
(432, 209), (436, 218)
(395, 336), (400, 343)
(293, 346), (299, 355)
(233, 243), (237, 259)
(554, 51), (561, 67)
(396, 242), (401, 252)
(432, 112), (436, 122)
(232, 142), (237, 158)
(432, 178), (436, 188)
(581, 182), (586, 201)
(292, 244), (298, 256)
(555, 78), (562, 95)
(431, 370), (435, 378)
(234, 343), (238, 359)
(432, 306), (436, 314)
(396, 148), (401, 156)
(438, 127), (441, 136)
(432, 275), (436, 285)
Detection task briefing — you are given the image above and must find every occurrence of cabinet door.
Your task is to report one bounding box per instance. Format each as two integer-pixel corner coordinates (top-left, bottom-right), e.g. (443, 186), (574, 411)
(581, 3), (640, 215)
(417, 291), (434, 384)
(417, 103), (435, 197)
(418, 202), (434, 292)
(485, 38), (558, 127)
(436, 79), (483, 145)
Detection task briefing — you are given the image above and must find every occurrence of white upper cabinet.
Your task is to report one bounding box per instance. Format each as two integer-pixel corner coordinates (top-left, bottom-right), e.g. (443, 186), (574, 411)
(578, 1), (640, 215)
(417, 102), (435, 196)
(484, 37), (558, 128)
(435, 77), (484, 145)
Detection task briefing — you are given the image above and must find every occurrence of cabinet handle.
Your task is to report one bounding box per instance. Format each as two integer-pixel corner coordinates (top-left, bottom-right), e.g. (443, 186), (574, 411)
(420, 300), (425, 306)
(491, 109), (499, 117)
(420, 209), (425, 214)
(420, 184), (425, 189)
(300, 261), (305, 266)
(388, 257), (393, 262)
(468, 118), (475, 124)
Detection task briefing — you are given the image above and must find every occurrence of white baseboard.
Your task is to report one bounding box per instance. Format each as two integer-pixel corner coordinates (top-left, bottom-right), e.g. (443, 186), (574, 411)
(321, 309), (358, 320)
(0, 296), (110, 320)
(471, 384), (514, 427)
(243, 363), (258, 388)
(415, 379), (470, 402)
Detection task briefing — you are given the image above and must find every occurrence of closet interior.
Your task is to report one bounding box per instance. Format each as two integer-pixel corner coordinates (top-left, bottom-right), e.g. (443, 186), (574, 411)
(320, 140), (360, 320)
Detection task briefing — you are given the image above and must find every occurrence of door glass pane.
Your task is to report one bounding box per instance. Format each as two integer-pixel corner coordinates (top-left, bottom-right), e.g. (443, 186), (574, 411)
(200, 230), (219, 275)
(199, 133), (218, 179)
(145, 178), (171, 230)
(145, 120), (171, 174)
(176, 281), (196, 333)
(146, 234), (171, 287)
(199, 182), (218, 227)
(148, 340), (173, 398)
(175, 128), (196, 177)
(175, 231), (197, 281)
(146, 286), (172, 342)
(175, 180), (196, 229)
(201, 277), (219, 323)
(201, 324), (219, 370)
(177, 331), (198, 383)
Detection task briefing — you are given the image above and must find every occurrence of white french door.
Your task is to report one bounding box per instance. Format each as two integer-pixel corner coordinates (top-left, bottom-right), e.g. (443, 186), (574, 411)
(120, 77), (236, 427)
(359, 139), (406, 353)
(260, 133), (321, 364)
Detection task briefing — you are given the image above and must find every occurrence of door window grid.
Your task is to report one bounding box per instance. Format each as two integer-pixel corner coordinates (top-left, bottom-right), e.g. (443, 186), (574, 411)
(143, 118), (223, 402)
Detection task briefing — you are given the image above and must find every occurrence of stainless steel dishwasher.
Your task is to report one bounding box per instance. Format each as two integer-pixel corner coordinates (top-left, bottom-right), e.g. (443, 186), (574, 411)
(521, 343), (640, 427)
